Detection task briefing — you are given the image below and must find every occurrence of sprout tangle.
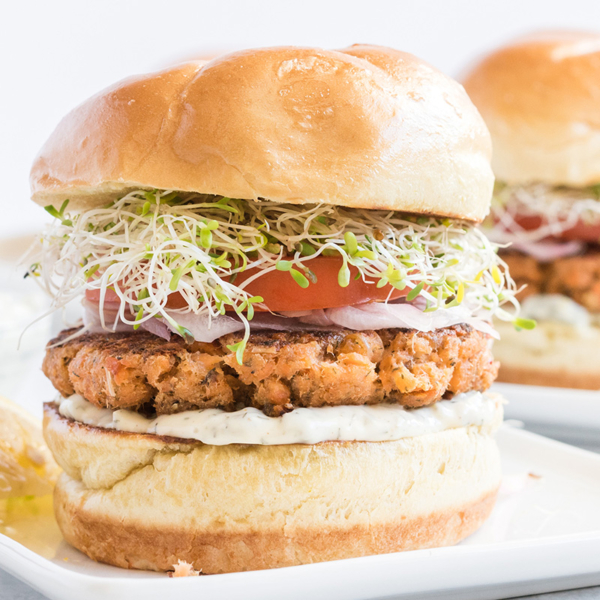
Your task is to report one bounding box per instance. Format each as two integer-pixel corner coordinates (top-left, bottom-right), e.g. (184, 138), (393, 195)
(488, 182), (600, 244)
(26, 190), (525, 362)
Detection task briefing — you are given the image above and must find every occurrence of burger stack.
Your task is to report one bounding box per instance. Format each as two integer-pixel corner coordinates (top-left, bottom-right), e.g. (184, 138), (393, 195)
(464, 31), (600, 389)
(27, 45), (520, 573)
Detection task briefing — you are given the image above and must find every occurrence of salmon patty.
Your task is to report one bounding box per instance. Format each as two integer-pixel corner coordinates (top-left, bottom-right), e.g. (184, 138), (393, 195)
(44, 325), (497, 416)
(503, 250), (600, 311)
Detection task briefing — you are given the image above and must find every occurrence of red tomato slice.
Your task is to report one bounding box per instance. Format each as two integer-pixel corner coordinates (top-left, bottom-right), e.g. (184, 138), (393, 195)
(85, 257), (406, 312)
(85, 288), (121, 304)
(502, 214), (600, 243)
(229, 257), (406, 312)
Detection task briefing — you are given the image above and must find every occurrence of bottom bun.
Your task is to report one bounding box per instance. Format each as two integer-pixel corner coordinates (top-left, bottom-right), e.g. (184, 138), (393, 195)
(44, 403), (502, 574)
(494, 320), (600, 389)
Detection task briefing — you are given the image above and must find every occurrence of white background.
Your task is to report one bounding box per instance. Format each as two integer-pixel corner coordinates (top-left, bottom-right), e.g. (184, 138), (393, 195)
(2, 0), (600, 238)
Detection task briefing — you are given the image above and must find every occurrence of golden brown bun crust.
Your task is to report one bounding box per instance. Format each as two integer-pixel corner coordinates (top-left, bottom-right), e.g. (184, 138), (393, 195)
(463, 31), (600, 186)
(44, 403), (502, 573)
(497, 365), (600, 389)
(31, 45), (493, 222)
(54, 477), (496, 573)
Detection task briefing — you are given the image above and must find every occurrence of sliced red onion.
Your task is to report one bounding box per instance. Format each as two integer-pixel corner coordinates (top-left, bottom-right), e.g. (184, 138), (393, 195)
(324, 303), (499, 339)
(83, 298), (498, 343)
(161, 310), (341, 342)
(82, 299), (132, 334)
(510, 240), (583, 262)
(139, 318), (172, 341)
(162, 311), (244, 342)
(246, 311), (337, 331)
(279, 309), (336, 326)
(162, 304), (498, 340)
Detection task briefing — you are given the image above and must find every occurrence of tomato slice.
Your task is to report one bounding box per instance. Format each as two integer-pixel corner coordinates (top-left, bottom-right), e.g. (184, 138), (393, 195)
(230, 257), (406, 311)
(85, 257), (406, 312)
(85, 287), (122, 304)
(501, 214), (600, 243)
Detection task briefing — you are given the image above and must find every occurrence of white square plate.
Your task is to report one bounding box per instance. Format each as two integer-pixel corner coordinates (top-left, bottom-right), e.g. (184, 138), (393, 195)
(1, 426), (600, 600)
(494, 382), (600, 450)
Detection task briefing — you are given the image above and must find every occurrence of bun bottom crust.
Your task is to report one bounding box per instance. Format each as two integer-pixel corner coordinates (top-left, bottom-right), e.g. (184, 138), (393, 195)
(493, 320), (600, 390)
(497, 365), (600, 390)
(44, 404), (502, 573)
(54, 475), (497, 573)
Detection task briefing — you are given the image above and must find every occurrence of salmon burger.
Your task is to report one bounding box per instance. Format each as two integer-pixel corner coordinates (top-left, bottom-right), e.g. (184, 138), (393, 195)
(464, 31), (600, 389)
(27, 45), (520, 573)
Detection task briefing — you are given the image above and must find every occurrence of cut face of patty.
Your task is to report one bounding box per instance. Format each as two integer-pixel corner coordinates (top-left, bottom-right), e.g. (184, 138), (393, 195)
(44, 325), (498, 416)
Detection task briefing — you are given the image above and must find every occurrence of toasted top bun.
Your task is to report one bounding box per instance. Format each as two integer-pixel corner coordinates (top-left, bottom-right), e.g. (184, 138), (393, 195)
(31, 45), (493, 222)
(463, 31), (600, 187)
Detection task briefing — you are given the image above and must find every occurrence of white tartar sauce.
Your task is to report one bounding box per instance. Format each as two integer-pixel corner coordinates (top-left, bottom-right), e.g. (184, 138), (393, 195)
(520, 294), (590, 328)
(58, 391), (501, 446)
